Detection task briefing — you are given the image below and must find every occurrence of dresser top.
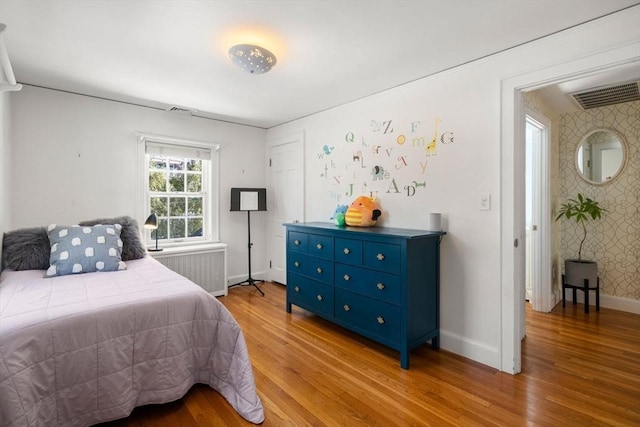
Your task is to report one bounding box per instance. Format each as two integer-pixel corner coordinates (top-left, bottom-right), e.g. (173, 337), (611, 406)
(285, 221), (446, 238)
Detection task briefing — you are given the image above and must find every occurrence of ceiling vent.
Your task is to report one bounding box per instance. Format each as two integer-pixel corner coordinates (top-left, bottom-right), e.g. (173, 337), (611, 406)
(571, 80), (640, 110)
(166, 106), (197, 115)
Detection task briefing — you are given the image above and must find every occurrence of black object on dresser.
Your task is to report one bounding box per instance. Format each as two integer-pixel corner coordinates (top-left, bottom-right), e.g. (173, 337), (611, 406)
(285, 222), (445, 369)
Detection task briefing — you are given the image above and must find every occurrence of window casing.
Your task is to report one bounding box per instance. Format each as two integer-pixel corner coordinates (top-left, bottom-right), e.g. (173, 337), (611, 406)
(138, 134), (220, 247)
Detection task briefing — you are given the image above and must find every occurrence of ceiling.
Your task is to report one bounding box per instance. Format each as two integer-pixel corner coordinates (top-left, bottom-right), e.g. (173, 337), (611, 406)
(1, 0), (639, 128)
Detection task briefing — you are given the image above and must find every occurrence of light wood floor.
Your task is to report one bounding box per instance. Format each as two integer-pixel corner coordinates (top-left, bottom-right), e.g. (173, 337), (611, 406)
(101, 282), (640, 426)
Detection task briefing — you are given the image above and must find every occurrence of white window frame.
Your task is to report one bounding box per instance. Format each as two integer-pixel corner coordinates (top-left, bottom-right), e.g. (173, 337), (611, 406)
(136, 132), (220, 248)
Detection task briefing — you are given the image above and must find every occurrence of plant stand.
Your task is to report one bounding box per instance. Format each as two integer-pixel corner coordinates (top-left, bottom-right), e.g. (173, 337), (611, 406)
(562, 274), (600, 314)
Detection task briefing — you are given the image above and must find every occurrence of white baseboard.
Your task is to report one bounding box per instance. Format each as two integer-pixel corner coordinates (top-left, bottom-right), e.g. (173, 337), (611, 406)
(439, 330), (500, 370)
(440, 292), (639, 372)
(562, 290), (640, 314)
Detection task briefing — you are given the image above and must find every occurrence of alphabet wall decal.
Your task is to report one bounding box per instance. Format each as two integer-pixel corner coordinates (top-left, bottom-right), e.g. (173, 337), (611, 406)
(426, 117), (440, 156)
(319, 115), (455, 202)
(371, 165), (385, 180)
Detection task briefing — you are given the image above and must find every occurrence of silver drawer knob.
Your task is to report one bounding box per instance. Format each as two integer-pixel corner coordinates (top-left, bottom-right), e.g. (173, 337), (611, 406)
(316, 267), (323, 274)
(376, 282), (385, 290)
(343, 248), (350, 255)
(317, 294), (323, 301)
(343, 304), (351, 312)
(377, 316), (385, 325)
(294, 261), (300, 267)
(343, 274), (350, 281)
(294, 286), (300, 292)
(316, 243), (323, 250)
(294, 239), (300, 245)
(376, 253), (385, 261)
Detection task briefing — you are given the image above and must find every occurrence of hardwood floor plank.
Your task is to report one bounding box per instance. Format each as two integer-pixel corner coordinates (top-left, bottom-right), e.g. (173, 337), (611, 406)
(99, 282), (640, 426)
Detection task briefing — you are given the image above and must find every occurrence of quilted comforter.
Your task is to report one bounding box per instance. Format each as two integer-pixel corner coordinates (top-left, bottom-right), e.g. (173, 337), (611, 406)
(0, 256), (264, 426)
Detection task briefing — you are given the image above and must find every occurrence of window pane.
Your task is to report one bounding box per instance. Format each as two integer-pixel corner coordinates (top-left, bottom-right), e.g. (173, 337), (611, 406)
(150, 197), (168, 216)
(187, 197), (203, 216)
(152, 218), (168, 239)
(187, 174), (201, 192)
(188, 218), (203, 237)
(169, 197), (185, 216)
(169, 218), (186, 238)
(149, 157), (167, 170)
(169, 173), (185, 192)
(187, 159), (202, 171)
(149, 172), (166, 192)
(169, 159), (184, 171)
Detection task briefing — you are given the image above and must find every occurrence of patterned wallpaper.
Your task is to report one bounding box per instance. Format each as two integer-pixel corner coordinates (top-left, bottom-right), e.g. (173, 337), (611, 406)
(558, 100), (639, 300)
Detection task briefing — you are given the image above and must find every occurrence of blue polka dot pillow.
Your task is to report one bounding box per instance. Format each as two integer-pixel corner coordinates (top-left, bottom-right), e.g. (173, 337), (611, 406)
(46, 224), (127, 277)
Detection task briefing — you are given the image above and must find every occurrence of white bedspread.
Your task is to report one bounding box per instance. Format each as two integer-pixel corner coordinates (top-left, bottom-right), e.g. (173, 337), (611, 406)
(0, 256), (264, 426)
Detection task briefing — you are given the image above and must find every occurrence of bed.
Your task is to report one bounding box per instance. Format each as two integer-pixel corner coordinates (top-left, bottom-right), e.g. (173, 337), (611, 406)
(0, 254), (265, 426)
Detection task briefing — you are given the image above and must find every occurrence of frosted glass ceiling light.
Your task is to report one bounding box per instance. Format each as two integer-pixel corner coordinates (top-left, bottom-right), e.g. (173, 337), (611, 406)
(228, 44), (277, 74)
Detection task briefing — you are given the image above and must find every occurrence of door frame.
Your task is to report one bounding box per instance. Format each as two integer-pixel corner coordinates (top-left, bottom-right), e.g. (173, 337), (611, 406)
(500, 46), (639, 374)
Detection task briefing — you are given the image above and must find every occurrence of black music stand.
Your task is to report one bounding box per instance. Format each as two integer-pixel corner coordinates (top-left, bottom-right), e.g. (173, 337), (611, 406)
(229, 188), (267, 296)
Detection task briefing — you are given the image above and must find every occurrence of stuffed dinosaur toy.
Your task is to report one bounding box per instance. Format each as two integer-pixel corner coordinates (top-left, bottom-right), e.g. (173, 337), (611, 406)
(331, 204), (348, 227)
(345, 195), (382, 227)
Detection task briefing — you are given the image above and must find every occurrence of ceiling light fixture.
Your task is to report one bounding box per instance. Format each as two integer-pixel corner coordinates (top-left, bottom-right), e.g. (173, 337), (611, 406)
(228, 44), (277, 75)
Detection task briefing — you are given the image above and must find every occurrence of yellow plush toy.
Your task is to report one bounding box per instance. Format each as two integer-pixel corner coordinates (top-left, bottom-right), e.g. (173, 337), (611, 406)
(345, 195), (382, 227)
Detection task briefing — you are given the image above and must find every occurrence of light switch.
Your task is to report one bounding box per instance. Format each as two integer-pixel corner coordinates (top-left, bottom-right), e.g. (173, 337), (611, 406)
(479, 193), (491, 210)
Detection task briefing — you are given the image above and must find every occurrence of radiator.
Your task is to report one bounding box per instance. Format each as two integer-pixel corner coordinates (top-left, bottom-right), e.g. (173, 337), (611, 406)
(151, 243), (228, 296)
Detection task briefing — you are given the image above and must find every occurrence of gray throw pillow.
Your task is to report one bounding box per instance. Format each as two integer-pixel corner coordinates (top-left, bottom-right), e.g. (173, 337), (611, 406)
(78, 215), (146, 261)
(2, 227), (51, 271)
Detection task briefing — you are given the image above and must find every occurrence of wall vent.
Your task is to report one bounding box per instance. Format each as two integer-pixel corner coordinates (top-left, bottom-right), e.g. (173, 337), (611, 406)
(166, 106), (197, 115)
(571, 81), (640, 110)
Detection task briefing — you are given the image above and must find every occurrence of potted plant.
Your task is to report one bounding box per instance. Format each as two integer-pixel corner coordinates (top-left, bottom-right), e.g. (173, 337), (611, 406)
(555, 193), (607, 287)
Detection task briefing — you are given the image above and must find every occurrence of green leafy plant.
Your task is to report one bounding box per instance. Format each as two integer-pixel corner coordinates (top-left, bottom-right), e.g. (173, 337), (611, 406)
(555, 193), (607, 262)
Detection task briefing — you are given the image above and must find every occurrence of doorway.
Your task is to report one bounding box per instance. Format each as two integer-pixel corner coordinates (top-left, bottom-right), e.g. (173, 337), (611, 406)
(500, 45), (639, 374)
(524, 109), (553, 313)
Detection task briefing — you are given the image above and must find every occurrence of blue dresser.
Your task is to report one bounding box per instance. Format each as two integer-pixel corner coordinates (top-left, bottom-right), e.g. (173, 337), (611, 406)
(285, 222), (445, 369)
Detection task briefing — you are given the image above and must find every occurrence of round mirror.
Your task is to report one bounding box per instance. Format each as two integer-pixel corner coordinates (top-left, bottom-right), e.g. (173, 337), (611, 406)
(575, 129), (627, 185)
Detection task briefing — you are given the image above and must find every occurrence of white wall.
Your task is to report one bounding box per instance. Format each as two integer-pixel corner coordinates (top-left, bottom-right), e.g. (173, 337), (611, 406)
(270, 58), (505, 368)
(9, 86), (267, 282)
(268, 7), (640, 370)
(0, 90), (11, 245)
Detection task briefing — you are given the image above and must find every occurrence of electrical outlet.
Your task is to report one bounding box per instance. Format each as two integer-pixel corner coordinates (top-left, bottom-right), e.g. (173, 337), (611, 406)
(479, 193), (491, 210)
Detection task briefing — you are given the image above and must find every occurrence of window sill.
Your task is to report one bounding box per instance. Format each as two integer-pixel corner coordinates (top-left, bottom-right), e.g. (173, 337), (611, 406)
(146, 242), (227, 257)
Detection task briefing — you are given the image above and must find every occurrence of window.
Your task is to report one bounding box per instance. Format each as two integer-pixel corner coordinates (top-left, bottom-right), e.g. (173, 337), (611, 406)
(138, 134), (220, 247)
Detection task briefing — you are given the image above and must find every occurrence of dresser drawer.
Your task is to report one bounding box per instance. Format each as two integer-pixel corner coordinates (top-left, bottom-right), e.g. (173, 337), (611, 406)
(287, 274), (334, 317)
(334, 263), (400, 304)
(335, 288), (400, 345)
(288, 231), (308, 253)
(334, 238), (363, 265)
(287, 252), (334, 283)
(308, 234), (334, 260)
(364, 242), (401, 273)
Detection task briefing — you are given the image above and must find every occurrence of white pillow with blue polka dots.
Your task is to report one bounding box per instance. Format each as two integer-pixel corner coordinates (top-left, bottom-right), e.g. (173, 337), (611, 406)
(45, 224), (127, 277)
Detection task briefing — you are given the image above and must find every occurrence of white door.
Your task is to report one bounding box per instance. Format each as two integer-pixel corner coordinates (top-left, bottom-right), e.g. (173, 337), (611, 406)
(525, 109), (552, 312)
(267, 133), (304, 285)
(525, 115), (541, 302)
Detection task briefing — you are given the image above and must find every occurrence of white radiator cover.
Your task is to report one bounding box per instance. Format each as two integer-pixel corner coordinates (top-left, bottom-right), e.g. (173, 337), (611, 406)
(150, 243), (228, 296)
